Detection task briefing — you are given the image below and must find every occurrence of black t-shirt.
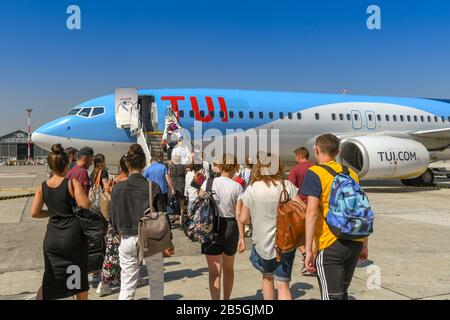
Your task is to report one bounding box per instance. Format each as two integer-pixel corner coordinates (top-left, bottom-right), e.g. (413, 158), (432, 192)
(90, 169), (109, 189)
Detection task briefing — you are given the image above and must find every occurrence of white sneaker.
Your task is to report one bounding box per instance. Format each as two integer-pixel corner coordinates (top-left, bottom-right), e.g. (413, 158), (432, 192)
(96, 282), (113, 297)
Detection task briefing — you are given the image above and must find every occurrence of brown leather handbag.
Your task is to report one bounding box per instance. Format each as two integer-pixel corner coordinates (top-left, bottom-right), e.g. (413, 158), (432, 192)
(138, 181), (175, 262)
(275, 180), (307, 261)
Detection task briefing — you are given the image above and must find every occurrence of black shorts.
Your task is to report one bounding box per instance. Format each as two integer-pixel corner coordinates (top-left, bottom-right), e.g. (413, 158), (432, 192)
(201, 217), (239, 256)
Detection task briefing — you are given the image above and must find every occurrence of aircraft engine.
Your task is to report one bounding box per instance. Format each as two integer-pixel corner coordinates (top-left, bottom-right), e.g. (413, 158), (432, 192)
(338, 136), (430, 179)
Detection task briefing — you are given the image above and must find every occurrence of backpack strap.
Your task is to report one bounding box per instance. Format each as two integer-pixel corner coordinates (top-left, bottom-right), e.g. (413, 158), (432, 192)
(206, 177), (214, 192)
(148, 180), (155, 213)
(341, 165), (350, 176)
(278, 179), (290, 203)
(318, 164), (338, 177)
(319, 164), (351, 177)
(95, 169), (102, 187)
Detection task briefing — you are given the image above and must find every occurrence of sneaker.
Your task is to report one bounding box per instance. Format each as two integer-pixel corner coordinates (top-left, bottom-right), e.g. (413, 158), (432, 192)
(96, 282), (113, 297)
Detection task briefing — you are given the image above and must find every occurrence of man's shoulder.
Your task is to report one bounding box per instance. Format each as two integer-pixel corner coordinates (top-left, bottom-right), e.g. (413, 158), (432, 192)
(67, 165), (86, 176)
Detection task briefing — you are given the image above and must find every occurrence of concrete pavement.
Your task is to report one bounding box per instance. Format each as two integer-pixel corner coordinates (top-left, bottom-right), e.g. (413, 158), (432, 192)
(0, 166), (449, 300)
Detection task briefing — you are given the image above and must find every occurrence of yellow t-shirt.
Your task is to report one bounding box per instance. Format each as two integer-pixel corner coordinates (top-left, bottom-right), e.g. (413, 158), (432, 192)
(301, 160), (365, 251)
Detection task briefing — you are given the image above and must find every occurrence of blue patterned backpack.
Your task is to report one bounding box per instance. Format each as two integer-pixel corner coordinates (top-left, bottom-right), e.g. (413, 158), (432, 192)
(319, 164), (374, 239)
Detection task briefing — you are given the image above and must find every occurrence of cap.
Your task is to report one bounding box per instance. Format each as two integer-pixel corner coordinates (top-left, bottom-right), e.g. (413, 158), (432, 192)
(78, 146), (94, 157)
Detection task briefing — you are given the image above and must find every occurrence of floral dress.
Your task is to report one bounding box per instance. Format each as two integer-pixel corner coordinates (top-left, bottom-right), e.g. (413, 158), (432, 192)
(101, 224), (121, 285)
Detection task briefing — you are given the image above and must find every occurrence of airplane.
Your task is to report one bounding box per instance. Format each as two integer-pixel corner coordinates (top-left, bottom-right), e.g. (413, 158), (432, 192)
(32, 88), (450, 186)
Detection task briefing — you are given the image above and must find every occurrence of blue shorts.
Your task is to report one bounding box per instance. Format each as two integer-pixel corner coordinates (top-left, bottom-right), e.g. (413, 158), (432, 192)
(249, 246), (296, 282)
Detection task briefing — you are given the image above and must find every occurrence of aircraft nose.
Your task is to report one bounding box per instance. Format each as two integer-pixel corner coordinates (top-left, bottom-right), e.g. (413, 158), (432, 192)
(31, 127), (52, 151)
(32, 117), (71, 151)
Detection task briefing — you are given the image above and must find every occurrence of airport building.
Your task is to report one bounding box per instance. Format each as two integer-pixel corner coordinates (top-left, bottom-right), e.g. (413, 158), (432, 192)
(0, 130), (49, 163)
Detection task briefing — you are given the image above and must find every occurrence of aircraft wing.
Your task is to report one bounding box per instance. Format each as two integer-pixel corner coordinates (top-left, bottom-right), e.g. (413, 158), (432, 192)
(409, 127), (450, 139)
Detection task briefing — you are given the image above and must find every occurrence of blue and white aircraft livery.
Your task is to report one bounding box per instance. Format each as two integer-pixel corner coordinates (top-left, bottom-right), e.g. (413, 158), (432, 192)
(32, 88), (450, 186)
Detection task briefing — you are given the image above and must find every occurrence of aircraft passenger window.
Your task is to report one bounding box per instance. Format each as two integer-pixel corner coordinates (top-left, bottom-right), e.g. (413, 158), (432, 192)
(346, 114), (351, 121)
(427, 116), (431, 122)
(279, 112), (284, 119)
(393, 115), (397, 122)
(339, 113), (344, 121)
(420, 115), (424, 122)
(315, 113), (320, 120)
(441, 116), (445, 122)
(332, 113), (336, 120)
(434, 116), (438, 122)
(385, 115), (390, 121)
(219, 111), (225, 118)
(407, 115), (411, 122)
(297, 113), (302, 120)
(200, 110), (205, 118)
(400, 115), (404, 122)
(209, 111), (215, 118)
(354, 114), (359, 121)
(269, 112), (274, 119)
(239, 111), (243, 119)
(259, 112), (264, 119)
(368, 114), (373, 121)
(179, 110), (185, 118)
(229, 111), (234, 119)
(78, 108), (92, 117)
(377, 114), (381, 121)
(448, 116), (450, 122)
(189, 111), (194, 118)
(67, 108), (81, 116)
(248, 112), (254, 119)
(414, 115), (418, 122)
(288, 112), (293, 120)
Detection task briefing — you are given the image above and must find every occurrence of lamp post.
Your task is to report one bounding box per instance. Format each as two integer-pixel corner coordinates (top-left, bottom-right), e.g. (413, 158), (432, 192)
(25, 108), (33, 161)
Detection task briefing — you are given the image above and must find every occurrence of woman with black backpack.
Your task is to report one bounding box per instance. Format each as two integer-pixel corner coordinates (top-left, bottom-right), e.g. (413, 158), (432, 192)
(198, 154), (246, 300)
(31, 144), (91, 300)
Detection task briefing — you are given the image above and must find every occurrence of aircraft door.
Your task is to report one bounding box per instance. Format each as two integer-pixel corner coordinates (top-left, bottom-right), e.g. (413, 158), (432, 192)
(139, 96), (156, 133)
(365, 110), (376, 130)
(351, 110), (363, 130)
(115, 88), (138, 130)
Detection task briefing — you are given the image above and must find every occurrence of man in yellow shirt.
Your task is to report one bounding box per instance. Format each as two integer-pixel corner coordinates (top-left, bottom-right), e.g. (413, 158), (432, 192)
(302, 134), (369, 300)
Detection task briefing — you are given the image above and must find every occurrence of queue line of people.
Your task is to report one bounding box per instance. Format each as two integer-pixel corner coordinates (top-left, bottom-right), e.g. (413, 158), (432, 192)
(31, 133), (370, 300)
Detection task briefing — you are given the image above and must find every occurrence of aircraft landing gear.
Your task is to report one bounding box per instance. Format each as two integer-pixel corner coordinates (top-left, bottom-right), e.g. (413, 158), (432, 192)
(401, 168), (435, 187)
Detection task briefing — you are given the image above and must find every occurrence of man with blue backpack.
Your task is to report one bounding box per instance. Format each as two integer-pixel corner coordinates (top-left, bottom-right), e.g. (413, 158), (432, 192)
(302, 134), (374, 300)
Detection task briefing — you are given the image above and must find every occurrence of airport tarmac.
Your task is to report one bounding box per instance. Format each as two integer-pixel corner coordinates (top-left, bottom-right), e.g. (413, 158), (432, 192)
(0, 165), (449, 300)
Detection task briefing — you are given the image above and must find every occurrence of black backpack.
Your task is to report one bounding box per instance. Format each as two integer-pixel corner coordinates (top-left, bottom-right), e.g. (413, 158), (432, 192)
(183, 178), (219, 244)
(73, 207), (107, 272)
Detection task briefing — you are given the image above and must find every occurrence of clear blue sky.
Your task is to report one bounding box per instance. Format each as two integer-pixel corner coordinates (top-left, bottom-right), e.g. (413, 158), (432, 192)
(0, 0), (449, 136)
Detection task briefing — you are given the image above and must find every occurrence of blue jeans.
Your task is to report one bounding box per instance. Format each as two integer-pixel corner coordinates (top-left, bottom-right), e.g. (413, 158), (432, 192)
(250, 246), (296, 282)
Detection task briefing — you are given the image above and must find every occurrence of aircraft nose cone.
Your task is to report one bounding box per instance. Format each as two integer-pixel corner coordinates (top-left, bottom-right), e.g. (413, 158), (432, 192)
(31, 128), (51, 151)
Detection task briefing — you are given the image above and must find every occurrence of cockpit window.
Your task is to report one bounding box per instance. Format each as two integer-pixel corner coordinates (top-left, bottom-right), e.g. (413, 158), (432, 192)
(67, 108), (81, 116)
(91, 107), (105, 117)
(78, 108), (92, 117)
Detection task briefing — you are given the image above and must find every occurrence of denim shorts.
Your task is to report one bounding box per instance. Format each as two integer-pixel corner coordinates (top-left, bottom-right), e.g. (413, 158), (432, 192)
(249, 246), (296, 282)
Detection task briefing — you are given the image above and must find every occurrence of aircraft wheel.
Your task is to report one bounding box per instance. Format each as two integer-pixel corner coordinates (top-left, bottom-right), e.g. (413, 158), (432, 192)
(401, 169), (434, 187)
(418, 168), (435, 186)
